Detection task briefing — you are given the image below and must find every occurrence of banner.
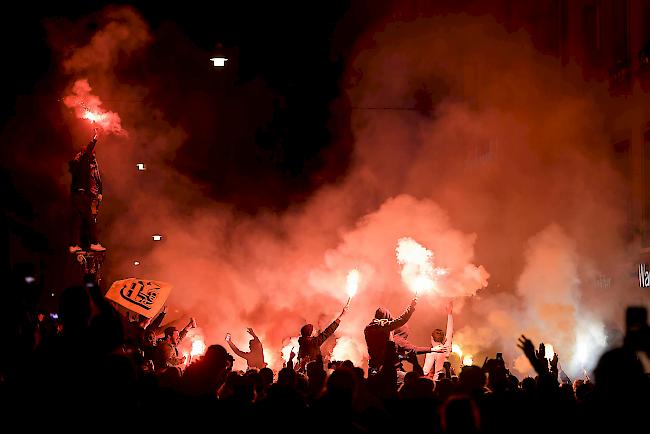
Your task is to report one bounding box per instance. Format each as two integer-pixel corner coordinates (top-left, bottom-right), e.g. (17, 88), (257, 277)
(105, 278), (172, 318)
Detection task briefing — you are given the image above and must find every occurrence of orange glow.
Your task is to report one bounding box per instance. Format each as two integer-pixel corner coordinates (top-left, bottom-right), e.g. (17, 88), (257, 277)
(396, 237), (448, 294)
(82, 110), (106, 123)
(63, 79), (127, 135)
(331, 337), (364, 367)
(191, 338), (206, 357)
(263, 347), (276, 370)
(544, 343), (555, 360)
(281, 337), (300, 364)
(346, 269), (360, 298)
(452, 343), (463, 358)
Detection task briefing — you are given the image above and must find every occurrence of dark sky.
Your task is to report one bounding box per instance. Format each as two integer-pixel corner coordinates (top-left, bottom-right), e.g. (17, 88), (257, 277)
(1, 0), (367, 208)
(0, 0), (393, 296)
(0, 0), (515, 297)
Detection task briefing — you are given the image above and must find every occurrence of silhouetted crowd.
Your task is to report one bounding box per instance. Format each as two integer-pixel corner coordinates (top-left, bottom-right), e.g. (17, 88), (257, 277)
(1, 278), (648, 433)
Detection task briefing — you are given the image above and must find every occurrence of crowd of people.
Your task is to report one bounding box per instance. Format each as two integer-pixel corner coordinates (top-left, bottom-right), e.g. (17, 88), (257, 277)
(2, 75), (640, 432)
(1, 274), (648, 432)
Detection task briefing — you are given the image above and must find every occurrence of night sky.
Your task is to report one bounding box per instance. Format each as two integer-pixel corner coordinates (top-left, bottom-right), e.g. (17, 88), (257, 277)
(0, 1), (383, 290)
(0, 1), (380, 302)
(1, 1), (370, 210)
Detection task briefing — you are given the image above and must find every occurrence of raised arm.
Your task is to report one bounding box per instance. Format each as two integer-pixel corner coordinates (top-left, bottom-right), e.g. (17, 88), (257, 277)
(443, 301), (453, 346)
(84, 129), (98, 156)
(315, 317), (341, 346)
(178, 317), (196, 343)
(314, 303), (348, 346)
(226, 338), (249, 359)
(385, 297), (418, 332)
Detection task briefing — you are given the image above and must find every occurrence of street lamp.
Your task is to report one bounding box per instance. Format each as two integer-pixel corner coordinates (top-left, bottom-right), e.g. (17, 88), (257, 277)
(210, 57), (228, 67)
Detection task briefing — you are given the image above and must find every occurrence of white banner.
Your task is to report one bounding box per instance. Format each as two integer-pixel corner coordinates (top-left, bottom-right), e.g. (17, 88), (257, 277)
(105, 278), (172, 318)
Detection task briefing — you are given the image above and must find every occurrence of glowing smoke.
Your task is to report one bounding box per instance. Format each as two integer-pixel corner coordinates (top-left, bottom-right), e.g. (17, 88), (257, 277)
(346, 269), (360, 299)
(281, 337), (300, 365)
(331, 336), (365, 367)
(63, 79), (127, 136)
(396, 237), (448, 294)
(16, 5), (646, 377)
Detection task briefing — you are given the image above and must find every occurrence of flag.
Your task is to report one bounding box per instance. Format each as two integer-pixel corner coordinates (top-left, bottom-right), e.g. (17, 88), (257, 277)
(105, 278), (172, 318)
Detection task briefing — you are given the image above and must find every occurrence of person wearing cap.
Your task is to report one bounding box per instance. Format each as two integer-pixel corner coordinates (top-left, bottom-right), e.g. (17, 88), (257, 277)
(155, 317), (196, 371)
(297, 303), (348, 371)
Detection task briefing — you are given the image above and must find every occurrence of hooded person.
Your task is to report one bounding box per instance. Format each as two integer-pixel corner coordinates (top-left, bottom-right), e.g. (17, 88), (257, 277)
(364, 296), (419, 374)
(297, 304), (348, 371)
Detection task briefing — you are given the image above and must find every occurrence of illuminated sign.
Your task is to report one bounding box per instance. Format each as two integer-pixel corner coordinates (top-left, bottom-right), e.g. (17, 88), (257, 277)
(639, 264), (650, 288)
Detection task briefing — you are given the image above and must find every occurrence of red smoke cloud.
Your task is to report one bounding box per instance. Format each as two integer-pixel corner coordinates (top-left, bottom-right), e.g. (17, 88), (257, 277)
(33, 6), (648, 374)
(63, 79), (126, 136)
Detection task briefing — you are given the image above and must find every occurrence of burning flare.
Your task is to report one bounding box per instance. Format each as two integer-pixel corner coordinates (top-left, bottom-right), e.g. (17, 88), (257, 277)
(63, 79), (127, 136)
(462, 355), (474, 366)
(396, 237), (448, 294)
(191, 338), (206, 357)
(544, 343), (555, 360)
(452, 343), (463, 358)
(281, 337), (300, 364)
(82, 110), (107, 123)
(346, 269), (360, 299)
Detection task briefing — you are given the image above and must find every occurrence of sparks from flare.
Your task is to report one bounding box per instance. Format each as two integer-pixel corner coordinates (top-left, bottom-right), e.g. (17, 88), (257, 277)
(396, 237), (448, 294)
(82, 109), (107, 124)
(62, 79), (127, 135)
